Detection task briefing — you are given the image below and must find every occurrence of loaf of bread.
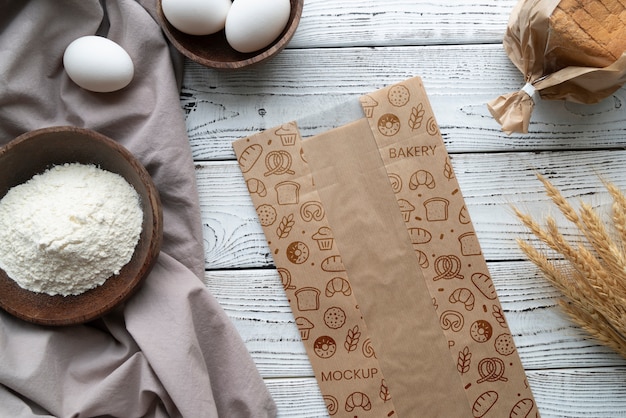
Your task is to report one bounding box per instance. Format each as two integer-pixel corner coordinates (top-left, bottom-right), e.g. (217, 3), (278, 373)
(488, 0), (626, 134)
(544, 0), (626, 73)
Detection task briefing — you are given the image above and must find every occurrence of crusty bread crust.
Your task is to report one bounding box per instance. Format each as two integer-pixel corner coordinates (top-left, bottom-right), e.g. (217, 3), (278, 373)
(544, 0), (626, 73)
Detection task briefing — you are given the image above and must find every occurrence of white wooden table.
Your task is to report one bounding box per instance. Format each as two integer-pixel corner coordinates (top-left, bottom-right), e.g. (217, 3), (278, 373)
(181, 1), (626, 416)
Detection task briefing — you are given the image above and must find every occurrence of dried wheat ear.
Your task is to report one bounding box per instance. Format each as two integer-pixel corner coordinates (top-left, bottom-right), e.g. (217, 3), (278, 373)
(514, 173), (626, 359)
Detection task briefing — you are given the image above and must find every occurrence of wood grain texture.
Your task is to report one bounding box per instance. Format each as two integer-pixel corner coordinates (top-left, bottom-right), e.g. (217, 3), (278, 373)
(290, 0), (517, 48)
(204, 265), (626, 375)
(204, 264), (626, 417)
(182, 46), (626, 161)
(262, 368), (626, 418)
(186, 0), (626, 415)
(196, 151), (626, 268)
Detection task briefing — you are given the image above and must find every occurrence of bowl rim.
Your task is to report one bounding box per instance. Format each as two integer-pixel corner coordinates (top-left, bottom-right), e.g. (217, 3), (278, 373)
(156, 0), (304, 70)
(0, 126), (163, 326)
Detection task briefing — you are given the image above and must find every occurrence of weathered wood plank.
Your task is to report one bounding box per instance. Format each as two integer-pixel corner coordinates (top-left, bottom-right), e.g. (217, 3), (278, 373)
(285, 0), (516, 48)
(263, 368), (626, 418)
(204, 263), (626, 377)
(182, 46), (626, 160)
(196, 150), (626, 269)
(186, 3), (626, 415)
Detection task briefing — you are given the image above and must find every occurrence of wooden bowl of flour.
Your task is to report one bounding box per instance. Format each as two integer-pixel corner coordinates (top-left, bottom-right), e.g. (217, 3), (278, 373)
(0, 126), (163, 326)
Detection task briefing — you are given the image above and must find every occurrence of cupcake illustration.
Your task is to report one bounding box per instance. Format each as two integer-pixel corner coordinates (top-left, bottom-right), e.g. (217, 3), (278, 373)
(312, 226), (334, 250)
(397, 199), (415, 222)
(360, 94), (379, 118)
(275, 123), (298, 146)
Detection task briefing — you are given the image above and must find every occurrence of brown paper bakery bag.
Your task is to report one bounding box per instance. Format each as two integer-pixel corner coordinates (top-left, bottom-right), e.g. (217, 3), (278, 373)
(233, 126), (397, 417)
(488, 0), (626, 134)
(234, 77), (539, 417)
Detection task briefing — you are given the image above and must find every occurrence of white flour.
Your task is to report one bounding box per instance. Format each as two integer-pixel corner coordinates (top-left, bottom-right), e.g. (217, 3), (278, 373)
(0, 163), (143, 296)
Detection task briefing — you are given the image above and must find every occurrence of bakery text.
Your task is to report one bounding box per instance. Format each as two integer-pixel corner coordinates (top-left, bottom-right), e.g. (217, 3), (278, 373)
(389, 145), (437, 160)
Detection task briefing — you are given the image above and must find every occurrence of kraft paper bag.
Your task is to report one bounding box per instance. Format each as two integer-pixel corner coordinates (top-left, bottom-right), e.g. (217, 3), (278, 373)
(234, 77), (539, 417)
(233, 126), (397, 417)
(302, 119), (471, 417)
(487, 0), (626, 134)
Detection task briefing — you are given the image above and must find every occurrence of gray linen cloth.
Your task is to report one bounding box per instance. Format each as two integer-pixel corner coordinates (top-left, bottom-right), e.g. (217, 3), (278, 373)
(0, 1), (277, 417)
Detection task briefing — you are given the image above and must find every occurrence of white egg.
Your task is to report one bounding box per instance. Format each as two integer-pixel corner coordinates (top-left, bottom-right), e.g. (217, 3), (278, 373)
(63, 36), (134, 93)
(161, 0), (231, 36)
(225, 0), (291, 53)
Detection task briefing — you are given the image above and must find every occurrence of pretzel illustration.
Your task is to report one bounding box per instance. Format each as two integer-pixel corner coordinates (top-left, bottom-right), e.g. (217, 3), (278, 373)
(264, 150), (294, 176)
(477, 357), (508, 383)
(433, 254), (464, 281)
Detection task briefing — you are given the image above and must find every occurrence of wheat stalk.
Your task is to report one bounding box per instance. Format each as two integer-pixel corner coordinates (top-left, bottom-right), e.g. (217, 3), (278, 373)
(606, 181), (626, 248)
(514, 173), (626, 358)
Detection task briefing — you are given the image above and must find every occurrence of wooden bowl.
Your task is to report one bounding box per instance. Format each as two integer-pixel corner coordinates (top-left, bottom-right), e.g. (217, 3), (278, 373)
(156, 0), (303, 70)
(0, 126), (163, 326)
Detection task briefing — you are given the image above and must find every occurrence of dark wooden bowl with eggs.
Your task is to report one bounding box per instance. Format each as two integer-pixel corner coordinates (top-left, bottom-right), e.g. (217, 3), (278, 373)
(156, 0), (304, 70)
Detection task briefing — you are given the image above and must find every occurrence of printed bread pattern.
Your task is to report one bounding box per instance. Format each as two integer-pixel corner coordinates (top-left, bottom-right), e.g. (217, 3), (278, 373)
(359, 78), (538, 418)
(233, 121), (396, 417)
(234, 79), (537, 417)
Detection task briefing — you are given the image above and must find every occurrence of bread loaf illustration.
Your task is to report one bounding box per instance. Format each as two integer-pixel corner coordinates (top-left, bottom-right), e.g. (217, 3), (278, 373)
(509, 398), (534, 418)
(237, 144), (262, 173)
(471, 272), (497, 300)
(472, 391), (498, 418)
(424, 197), (449, 221)
(295, 287), (320, 311)
(408, 227), (432, 244)
(275, 181), (300, 205)
(459, 231), (481, 256)
(321, 255), (345, 272)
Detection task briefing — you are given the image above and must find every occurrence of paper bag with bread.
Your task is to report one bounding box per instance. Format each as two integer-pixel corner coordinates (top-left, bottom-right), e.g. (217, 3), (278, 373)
(234, 77), (539, 417)
(488, 0), (626, 134)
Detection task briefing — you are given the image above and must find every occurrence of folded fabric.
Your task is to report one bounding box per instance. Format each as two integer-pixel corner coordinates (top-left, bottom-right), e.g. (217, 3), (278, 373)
(0, 1), (275, 416)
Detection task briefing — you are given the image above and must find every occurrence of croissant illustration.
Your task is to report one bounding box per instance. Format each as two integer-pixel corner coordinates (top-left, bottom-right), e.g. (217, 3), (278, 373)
(345, 392), (372, 412)
(325, 277), (352, 297)
(246, 178), (267, 197)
